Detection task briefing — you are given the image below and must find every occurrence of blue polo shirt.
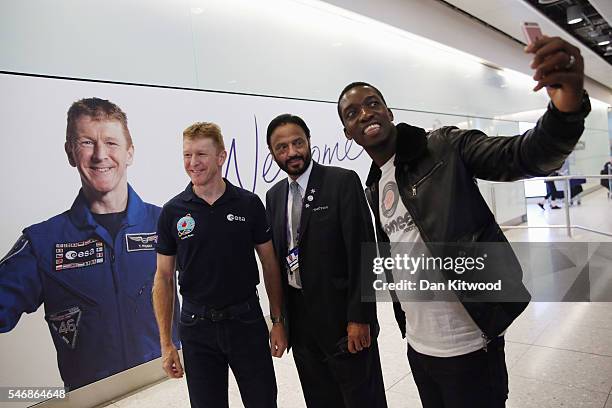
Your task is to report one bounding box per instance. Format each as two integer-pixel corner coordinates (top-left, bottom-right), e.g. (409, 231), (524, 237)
(156, 180), (271, 308)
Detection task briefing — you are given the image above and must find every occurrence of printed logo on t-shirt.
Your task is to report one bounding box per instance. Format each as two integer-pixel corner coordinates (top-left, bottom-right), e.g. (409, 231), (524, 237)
(383, 211), (417, 237)
(381, 181), (400, 218)
(226, 213), (246, 222)
(177, 214), (196, 239)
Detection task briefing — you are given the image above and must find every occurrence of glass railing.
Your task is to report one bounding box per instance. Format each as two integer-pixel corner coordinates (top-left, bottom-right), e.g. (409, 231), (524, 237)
(497, 173), (612, 238)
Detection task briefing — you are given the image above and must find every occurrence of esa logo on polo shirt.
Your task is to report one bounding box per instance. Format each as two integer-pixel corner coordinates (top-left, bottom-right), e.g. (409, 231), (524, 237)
(226, 214), (246, 222)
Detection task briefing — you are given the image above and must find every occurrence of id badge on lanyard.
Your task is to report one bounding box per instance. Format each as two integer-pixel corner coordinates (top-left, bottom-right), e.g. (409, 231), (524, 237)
(286, 247), (299, 275)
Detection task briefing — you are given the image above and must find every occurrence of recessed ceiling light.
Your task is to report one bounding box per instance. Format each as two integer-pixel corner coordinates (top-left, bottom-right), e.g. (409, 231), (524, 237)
(598, 40), (611, 46)
(567, 5), (583, 25)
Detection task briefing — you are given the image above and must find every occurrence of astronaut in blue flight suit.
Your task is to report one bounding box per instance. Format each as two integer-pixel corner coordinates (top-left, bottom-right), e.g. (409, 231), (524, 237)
(0, 97), (179, 390)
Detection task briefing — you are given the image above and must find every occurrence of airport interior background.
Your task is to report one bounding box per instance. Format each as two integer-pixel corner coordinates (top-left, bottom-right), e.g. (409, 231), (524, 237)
(1, 0), (611, 407)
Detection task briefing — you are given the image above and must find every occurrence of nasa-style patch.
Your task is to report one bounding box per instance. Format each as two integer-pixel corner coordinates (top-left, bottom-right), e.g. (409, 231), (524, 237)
(177, 214), (196, 239)
(55, 238), (104, 271)
(125, 232), (158, 252)
(48, 306), (82, 349)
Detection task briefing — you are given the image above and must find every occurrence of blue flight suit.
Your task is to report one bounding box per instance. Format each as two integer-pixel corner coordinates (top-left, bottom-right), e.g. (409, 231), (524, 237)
(0, 185), (180, 390)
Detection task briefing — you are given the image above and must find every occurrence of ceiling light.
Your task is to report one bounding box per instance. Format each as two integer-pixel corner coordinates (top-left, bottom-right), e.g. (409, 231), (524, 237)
(567, 5), (583, 25)
(598, 39), (611, 46)
(538, 0), (563, 4)
(587, 30), (599, 38)
(604, 46), (612, 57)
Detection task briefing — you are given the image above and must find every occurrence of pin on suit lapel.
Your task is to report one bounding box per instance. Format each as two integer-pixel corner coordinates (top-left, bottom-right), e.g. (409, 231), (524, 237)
(298, 162), (324, 241)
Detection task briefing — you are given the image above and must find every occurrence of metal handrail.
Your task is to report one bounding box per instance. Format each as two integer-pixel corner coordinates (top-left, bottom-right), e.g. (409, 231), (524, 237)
(487, 174), (612, 182)
(485, 174), (612, 238)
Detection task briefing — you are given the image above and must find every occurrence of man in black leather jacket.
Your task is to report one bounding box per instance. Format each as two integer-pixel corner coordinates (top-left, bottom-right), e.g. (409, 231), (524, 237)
(337, 36), (590, 408)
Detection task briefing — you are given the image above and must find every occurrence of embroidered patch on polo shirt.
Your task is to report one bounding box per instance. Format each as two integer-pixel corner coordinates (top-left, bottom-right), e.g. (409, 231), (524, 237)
(177, 214), (196, 239)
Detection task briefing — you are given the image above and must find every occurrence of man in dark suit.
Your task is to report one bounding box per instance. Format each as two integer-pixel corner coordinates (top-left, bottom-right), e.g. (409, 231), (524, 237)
(265, 113), (387, 408)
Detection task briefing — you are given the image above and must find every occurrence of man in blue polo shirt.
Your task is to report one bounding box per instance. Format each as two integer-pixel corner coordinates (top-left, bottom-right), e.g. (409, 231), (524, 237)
(0, 97), (179, 390)
(153, 122), (287, 408)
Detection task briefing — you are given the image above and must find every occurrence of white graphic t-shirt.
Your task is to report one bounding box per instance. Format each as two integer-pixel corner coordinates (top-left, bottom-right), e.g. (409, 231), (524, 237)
(379, 155), (483, 357)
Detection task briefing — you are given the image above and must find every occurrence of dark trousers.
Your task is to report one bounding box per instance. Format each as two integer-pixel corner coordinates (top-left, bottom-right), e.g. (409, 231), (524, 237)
(544, 180), (560, 200)
(179, 302), (277, 408)
(407, 337), (508, 408)
(288, 287), (387, 408)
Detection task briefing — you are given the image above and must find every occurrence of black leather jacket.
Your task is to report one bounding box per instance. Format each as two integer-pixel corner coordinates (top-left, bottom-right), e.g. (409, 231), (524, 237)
(365, 101), (589, 340)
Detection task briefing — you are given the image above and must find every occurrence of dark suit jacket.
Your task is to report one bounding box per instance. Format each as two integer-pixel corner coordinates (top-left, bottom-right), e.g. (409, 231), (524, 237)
(265, 162), (378, 353)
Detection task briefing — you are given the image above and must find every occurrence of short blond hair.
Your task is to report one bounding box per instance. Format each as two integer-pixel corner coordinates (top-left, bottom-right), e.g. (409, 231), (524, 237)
(66, 97), (132, 146)
(183, 122), (225, 151)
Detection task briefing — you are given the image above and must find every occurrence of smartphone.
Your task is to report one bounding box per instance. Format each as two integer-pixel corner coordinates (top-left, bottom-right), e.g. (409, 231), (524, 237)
(522, 22), (543, 45)
(522, 22), (561, 89)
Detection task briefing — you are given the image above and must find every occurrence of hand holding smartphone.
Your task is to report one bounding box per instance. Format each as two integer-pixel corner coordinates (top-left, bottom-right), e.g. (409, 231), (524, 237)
(522, 22), (543, 45)
(522, 22), (562, 89)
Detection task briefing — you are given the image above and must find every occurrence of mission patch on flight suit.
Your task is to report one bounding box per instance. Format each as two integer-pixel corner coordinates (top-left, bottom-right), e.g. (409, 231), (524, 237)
(47, 306), (82, 349)
(54, 239), (104, 271)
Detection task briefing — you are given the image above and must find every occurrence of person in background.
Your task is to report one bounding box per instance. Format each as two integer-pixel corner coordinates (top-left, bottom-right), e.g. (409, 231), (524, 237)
(600, 157), (612, 191)
(538, 179), (562, 209)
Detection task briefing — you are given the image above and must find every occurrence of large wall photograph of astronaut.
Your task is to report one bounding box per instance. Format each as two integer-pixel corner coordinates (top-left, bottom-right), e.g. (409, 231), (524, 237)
(0, 72), (375, 395)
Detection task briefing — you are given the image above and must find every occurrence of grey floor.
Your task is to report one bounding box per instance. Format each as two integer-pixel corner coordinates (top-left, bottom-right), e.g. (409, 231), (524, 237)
(105, 189), (612, 408)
